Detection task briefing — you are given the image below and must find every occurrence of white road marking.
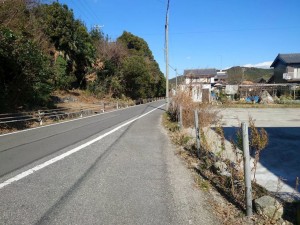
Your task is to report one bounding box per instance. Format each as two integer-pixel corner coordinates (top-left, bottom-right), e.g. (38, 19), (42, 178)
(0, 104), (165, 190)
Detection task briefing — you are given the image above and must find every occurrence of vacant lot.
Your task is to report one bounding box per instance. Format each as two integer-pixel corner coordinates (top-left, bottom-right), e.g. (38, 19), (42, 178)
(219, 108), (300, 197)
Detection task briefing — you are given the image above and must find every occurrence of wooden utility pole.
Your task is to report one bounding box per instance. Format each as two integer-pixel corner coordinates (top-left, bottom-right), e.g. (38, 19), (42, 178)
(165, 0), (170, 110)
(175, 68), (178, 91)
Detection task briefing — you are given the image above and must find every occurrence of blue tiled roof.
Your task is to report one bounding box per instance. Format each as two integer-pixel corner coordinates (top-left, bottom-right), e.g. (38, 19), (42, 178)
(271, 53), (300, 67)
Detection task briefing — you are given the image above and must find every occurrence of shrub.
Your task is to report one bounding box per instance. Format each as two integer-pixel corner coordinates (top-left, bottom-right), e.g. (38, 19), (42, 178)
(0, 27), (53, 111)
(249, 117), (268, 182)
(168, 89), (220, 128)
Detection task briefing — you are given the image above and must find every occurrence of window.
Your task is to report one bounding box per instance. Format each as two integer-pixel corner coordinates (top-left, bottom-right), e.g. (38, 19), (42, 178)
(294, 68), (300, 78)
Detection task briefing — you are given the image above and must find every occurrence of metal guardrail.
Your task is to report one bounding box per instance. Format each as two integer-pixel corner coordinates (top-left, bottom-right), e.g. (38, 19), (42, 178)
(0, 97), (165, 126)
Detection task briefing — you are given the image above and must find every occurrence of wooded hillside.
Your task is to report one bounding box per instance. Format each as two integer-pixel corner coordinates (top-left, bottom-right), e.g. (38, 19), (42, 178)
(226, 66), (273, 84)
(0, 0), (165, 112)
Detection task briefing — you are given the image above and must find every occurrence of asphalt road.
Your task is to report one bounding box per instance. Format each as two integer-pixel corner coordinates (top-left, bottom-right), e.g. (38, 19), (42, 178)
(0, 101), (218, 225)
(0, 102), (163, 177)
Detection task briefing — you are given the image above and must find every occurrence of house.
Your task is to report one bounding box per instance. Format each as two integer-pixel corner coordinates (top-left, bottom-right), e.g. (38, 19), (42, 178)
(270, 53), (300, 83)
(215, 70), (228, 84)
(182, 69), (217, 102)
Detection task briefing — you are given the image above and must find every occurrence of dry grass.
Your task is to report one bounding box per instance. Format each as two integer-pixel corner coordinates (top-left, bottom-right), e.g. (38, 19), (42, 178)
(163, 110), (297, 224)
(169, 90), (220, 128)
(249, 117), (269, 183)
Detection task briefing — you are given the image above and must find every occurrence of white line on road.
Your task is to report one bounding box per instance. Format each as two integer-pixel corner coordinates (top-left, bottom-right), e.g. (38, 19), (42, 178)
(0, 104), (165, 190)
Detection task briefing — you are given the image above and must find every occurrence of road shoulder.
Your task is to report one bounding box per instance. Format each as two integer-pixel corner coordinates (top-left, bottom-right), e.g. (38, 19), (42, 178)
(160, 117), (221, 225)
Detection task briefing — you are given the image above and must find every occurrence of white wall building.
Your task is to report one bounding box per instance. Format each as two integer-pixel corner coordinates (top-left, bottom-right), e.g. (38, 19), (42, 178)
(182, 69), (217, 102)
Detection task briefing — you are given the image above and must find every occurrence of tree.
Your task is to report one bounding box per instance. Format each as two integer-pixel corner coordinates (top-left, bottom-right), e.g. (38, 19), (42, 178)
(0, 28), (52, 111)
(117, 31), (166, 98)
(122, 56), (150, 99)
(37, 2), (95, 88)
(117, 31), (153, 59)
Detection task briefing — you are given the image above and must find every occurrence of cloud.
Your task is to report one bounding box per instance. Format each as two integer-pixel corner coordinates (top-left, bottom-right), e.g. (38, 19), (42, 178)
(243, 61), (272, 69)
(186, 56), (191, 60)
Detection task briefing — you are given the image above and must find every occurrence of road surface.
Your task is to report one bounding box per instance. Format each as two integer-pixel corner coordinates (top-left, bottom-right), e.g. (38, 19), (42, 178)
(0, 101), (218, 225)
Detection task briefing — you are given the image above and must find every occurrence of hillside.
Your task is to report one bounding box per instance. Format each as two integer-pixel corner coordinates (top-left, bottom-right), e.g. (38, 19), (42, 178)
(226, 66), (273, 84)
(169, 76), (185, 88)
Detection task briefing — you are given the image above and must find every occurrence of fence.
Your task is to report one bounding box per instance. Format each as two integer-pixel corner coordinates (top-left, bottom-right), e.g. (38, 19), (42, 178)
(176, 105), (253, 216)
(0, 97), (165, 133)
(234, 84), (300, 100)
(169, 99), (300, 221)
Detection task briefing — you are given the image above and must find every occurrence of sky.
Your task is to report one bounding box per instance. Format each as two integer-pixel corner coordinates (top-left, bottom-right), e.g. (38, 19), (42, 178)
(56, 0), (300, 79)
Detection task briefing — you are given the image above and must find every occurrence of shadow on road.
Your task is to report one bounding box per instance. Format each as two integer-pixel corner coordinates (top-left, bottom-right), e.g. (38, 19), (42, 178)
(147, 105), (167, 112)
(222, 127), (300, 191)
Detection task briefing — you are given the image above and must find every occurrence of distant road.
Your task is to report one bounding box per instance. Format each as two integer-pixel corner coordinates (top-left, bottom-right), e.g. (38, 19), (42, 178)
(0, 100), (219, 225)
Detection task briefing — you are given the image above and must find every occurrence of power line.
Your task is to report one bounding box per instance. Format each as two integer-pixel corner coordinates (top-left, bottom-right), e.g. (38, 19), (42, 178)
(71, 0), (104, 30)
(69, 0), (92, 24)
(155, 0), (164, 4)
(106, 25), (300, 38)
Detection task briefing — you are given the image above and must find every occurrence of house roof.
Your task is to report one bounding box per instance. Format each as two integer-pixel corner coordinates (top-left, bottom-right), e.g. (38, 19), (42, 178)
(184, 69), (217, 77)
(270, 53), (300, 67)
(215, 71), (228, 79)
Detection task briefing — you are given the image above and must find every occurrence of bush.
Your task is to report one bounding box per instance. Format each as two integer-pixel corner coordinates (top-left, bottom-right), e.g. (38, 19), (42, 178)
(0, 27), (52, 111)
(168, 90), (220, 128)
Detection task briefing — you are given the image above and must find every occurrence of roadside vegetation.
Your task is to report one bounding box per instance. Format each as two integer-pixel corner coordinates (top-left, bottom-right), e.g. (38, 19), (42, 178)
(0, 0), (165, 113)
(163, 90), (299, 225)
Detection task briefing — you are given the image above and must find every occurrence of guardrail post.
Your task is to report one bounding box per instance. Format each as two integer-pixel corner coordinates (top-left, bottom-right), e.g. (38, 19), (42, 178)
(116, 101), (119, 109)
(194, 110), (200, 158)
(80, 107), (83, 118)
(37, 110), (43, 126)
(242, 122), (253, 217)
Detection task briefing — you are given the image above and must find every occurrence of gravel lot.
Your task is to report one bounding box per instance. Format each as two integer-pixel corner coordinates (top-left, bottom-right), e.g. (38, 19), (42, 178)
(220, 108), (300, 198)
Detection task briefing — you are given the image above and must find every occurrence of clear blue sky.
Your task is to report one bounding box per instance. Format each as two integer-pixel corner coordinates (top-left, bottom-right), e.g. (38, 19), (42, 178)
(57, 0), (300, 79)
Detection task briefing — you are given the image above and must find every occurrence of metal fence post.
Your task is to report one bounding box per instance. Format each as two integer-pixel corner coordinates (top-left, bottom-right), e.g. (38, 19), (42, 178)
(194, 110), (200, 158)
(179, 105), (183, 130)
(242, 122), (253, 216)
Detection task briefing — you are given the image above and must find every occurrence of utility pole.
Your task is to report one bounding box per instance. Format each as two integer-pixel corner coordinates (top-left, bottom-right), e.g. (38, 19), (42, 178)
(165, 0), (170, 110)
(175, 68), (178, 91)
